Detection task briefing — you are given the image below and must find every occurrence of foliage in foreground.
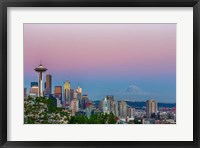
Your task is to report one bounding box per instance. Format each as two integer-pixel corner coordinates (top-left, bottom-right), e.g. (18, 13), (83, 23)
(24, 96), (117, 124)
(24, 96), (69, 124)
(68, 112), (117, 124)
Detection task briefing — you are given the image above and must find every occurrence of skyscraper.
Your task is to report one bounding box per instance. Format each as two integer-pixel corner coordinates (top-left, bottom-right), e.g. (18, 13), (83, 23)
(119, 101), (127, 119)
(127, 107), (135, 118)
(70, 89), (74, 101)
(111, 100), (119, 117)
(73, 92), (78, 99)
(81, 94), (89, 109)
(146, 99), (158, 118)
(76, 86), (82, 94)
(34, 64), (47, 97)
(44, 74), (52, 95)
(99, 100), (103, 111)
(103, 97), (110, 114)
(107, 95), (114, 113)
(63, 80), (70, 105)
(54, 86), (62, 103)
(85, 101), (93, 117)
(106, 95), (114, 102)
(76, 86), (82, 109)
(71, 98), (79, 116)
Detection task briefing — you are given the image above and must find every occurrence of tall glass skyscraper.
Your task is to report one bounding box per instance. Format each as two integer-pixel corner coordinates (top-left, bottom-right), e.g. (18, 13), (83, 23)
(44, 74), (52, 95)
(63, 80), (70, 105)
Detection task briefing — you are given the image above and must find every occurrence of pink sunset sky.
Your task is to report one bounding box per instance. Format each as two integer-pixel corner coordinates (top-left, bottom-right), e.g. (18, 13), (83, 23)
(24, 23), (176, 102)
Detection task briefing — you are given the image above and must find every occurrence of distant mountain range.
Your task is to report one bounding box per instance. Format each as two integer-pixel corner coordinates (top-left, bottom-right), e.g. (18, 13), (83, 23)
(125, 101), (176, 109)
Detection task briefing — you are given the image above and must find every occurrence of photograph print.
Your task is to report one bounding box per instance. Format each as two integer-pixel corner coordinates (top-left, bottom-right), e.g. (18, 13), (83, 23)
(24, 23), (176, 124)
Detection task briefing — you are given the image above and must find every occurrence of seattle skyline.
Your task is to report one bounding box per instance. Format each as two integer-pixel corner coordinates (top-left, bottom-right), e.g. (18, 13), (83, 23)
(24, 23), (176, 103)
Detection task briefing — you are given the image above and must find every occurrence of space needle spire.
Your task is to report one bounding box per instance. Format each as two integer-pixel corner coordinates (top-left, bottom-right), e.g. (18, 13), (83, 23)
(34, 63), (47, 97)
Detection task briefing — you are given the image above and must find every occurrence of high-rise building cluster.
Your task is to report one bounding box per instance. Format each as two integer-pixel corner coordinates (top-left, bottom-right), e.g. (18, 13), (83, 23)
(24, 64), (93, 117)
(99, 97), (136, 121)
(24, 64), (176, 124)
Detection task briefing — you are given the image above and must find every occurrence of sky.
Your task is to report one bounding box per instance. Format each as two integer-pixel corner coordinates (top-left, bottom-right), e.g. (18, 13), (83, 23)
(24, 23), (176, 103)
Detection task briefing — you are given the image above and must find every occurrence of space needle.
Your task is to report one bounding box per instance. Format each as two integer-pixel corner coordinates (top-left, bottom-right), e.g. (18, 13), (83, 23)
(34, 64), (47, 97)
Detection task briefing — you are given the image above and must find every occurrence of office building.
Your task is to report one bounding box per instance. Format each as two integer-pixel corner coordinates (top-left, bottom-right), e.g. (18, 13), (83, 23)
(70, 89), (74, 101)
(111, 100), (119, 117)
(54, 86), (62, 103)
(44, 74), (52, 95)
(77, 92), (82, 108)
(31, 82), (38, 87)
(77, 93), (82, 100)
(99, 100), (103, 111)
(54, 86), (62, 94)
(76, 86), (82, 94)
(85, 101), (93, 117)
(146, 99), (158, 118)
(63, 80), (70, 104)
(106, 95), (114, 102)
(76, 86), (82, 108)
(29, 86), (39, 97)
(71, 98), (79, 116)
(73, 92), (78, 99)
(127, 107), (135, 118)
(81, 94), (89, 109)
(103, 97), (110, 114)
(119, 101), (127, 119)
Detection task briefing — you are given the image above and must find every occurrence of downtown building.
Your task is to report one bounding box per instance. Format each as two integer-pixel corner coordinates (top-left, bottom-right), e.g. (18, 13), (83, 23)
(70, 89), (74, 101)
(85, 101), (93, 117)
(54, 86), (62, 108)
(119, 101), (127, 119)
(81, 94), (89, 110)
(44, 74), (52, 96)
(127, 107), (135, 118)
(103, 97), (110, 114)
(99, 100), (103, 111)
(76, 86), (82, 109)
(71, 98), (79, 116)
(106, 95), (114, 102)
(63, 80), (70, 105)
(106, 95), (114, 113)
(146, 99), (158, 118)
(110, 100), (119, 117)
(29, 82), (39, 97)
(31, 82), (38, 87)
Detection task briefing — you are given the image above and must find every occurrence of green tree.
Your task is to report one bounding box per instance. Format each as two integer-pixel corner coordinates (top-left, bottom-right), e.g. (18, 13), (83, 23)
(108, 112), (116, 124)
(24, 96), (69, 124)
(134, 119), (142, 124)
(68, 112), (117, 124)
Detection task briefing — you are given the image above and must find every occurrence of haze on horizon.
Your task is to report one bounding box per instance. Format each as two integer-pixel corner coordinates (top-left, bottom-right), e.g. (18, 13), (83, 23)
(24, 23), (176, 103)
